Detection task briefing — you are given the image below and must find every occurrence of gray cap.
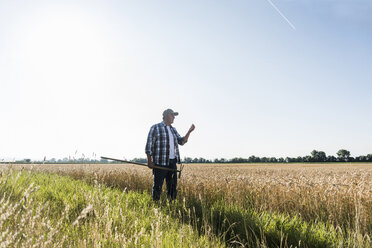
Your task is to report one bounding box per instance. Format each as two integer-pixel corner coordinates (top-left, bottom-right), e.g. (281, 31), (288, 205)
(162, 109), (179, 117)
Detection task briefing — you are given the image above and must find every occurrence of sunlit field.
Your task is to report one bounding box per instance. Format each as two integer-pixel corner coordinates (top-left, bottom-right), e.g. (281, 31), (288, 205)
(1, 163), (371, 247)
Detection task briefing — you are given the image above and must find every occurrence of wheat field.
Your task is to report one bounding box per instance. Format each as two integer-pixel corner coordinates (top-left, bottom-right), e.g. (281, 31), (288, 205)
(1, 162), (371, 247)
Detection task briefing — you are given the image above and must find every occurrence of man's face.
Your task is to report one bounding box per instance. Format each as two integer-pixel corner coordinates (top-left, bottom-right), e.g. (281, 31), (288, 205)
(165, 113), (175, 124)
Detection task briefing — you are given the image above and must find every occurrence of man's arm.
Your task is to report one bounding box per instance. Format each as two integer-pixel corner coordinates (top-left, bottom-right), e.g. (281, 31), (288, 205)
(145, 125), (156, 168)
(183, 124), (195, 143)
(174, 124), (195, 145)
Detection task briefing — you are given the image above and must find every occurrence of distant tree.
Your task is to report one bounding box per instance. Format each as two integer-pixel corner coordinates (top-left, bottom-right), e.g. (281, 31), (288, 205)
(248, 156), (259, 163)
(318, 151), (326, 162)
(310, 150), (317, 158)
(337, 149), (351, 162)
(24, 159), (31, 163)
(310, 150), (327, 162)
(278, 157), (284, 163)
(303, 156), (312, 162)
(198, 157), (206, 163)
(261, 157), (269, 163)
(184, 157), (193, 163)
(327, 155), (337, 162)
(285, 157), (297, 163)
(355, 156), (365, 162)
(366, 154), (372, 161)
(269, 157), (277, 163)
(231, 157), (244, 163)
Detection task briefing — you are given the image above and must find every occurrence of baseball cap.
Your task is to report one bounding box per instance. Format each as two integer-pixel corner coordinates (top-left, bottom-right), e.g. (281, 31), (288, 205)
(163, 109), (179, 117)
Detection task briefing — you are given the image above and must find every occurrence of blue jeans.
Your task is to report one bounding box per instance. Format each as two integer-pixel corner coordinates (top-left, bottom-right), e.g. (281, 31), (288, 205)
(152, 159), (177, 201)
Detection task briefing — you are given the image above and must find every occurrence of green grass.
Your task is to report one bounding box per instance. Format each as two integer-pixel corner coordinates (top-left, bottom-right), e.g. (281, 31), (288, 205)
(0, 170), (370, 247)
(0, 170), (221, 247)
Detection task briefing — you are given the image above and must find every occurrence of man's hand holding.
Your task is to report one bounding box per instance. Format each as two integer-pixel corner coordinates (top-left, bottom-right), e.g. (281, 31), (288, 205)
(147, 160), (155, 168)
(188, 124), (195, 133)
(184, 124), (195, 143)
(146, 153), (155, 168)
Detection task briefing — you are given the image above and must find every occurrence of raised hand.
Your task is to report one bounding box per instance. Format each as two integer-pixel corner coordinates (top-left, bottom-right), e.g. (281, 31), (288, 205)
(188, 124), (195, 133)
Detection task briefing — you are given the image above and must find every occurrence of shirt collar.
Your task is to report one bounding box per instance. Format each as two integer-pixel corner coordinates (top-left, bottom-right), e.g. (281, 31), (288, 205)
(161, 121), (172, 128)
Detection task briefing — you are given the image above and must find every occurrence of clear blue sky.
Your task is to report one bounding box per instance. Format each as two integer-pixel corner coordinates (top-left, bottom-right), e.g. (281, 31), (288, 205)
(1, 0), (371, 161)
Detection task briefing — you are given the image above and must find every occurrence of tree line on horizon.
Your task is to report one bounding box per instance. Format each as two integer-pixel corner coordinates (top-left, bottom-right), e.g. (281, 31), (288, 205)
(6, 149), (372, 164)
(132, 149), (371, 164)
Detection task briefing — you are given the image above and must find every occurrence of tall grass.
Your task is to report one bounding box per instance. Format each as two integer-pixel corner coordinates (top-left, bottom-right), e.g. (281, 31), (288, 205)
(35, 163), (370, 235)
(63, 166), (371, 247)
(181, 166), (372, 236)
(0, 170), (221, 247)
(1, 163), (371, 247)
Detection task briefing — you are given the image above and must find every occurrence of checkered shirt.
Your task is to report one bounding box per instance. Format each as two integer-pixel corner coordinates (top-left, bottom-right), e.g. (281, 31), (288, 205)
(145, 121), (186, 166)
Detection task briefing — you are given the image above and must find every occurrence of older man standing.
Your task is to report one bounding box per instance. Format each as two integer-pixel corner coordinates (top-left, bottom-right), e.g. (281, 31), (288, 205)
(145, 109), (195, 201)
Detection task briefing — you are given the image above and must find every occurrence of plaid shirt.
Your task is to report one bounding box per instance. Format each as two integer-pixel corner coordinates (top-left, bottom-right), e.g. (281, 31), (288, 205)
(145, 121), (186, 166)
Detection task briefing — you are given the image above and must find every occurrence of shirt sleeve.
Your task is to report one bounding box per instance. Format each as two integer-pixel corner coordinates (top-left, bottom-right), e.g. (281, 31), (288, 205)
(172, 127), (186, 146)
(145, 125), (156, 155)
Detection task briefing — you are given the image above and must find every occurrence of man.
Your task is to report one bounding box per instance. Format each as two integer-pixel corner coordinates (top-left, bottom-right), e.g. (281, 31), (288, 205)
(145, 109), (195, 201)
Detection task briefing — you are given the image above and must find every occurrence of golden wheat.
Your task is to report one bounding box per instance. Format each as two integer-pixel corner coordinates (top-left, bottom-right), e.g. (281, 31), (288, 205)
(2, 162), (371, 237)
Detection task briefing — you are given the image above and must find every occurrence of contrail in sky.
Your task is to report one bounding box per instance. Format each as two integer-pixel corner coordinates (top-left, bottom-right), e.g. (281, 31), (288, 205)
(266, 0), (296, 30)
